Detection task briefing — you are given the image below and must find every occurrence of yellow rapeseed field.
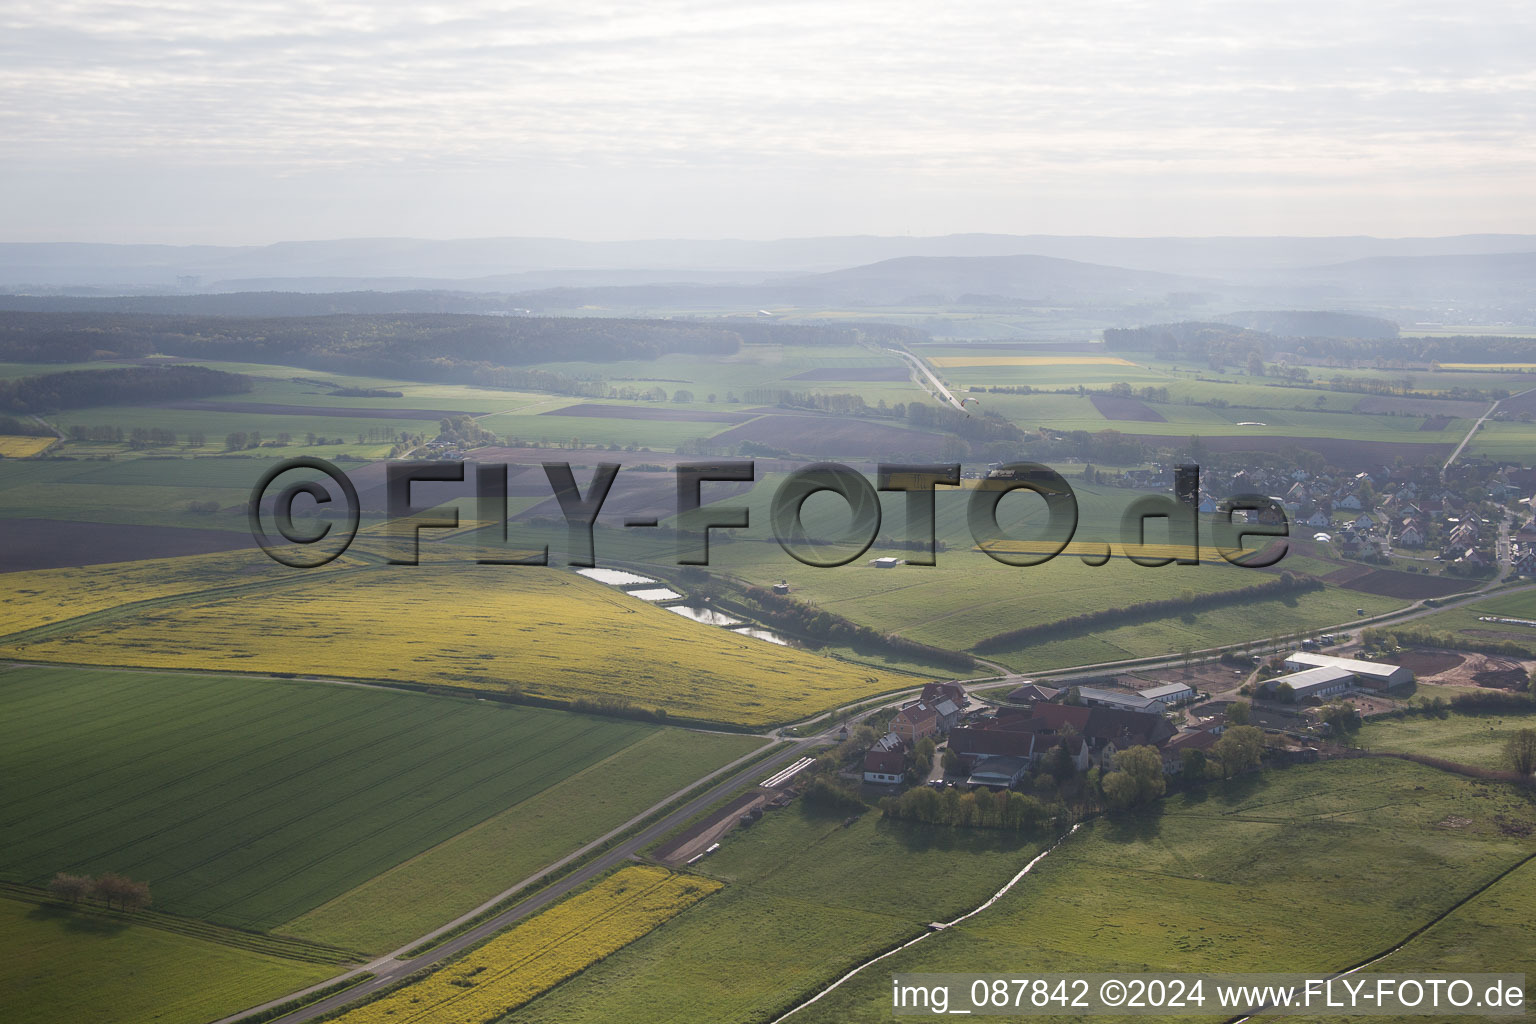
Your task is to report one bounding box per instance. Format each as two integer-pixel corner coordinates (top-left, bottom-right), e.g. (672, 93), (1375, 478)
(0, 548), (358, 638)
(0, 435), (55, 457)
(927, 355), (1137, 368)
(329, 866), (720, 1024)
(0, 564), (904, 724)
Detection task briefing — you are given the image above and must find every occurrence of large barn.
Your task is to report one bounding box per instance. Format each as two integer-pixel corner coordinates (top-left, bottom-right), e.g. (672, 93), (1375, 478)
(1282, 651), (1414, 690)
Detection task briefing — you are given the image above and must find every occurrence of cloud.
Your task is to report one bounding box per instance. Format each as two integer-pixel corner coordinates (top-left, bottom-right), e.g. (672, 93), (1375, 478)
(0, 0), (1532, 239)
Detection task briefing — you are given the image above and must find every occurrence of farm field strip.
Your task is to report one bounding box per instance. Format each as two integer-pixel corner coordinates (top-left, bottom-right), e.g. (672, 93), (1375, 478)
(279, 729), (765, 952)
(0, 668), (661, 930)
(328, 866), (721, 1024)
(0, 435), (55, 457)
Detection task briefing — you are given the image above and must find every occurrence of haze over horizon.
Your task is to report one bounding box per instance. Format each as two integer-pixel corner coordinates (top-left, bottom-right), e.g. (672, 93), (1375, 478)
(3, 0), (1533, 245)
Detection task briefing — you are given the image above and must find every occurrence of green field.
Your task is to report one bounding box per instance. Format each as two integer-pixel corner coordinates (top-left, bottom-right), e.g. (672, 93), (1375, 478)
(278, 728), (764, 952)
(0, 895), (335, 1024)
(1356, 712), (1534, 770)
(502, 798), (1053, 1024)
(0, 666), (682, 930)
(693, 474), (1405, 664)
(1401, 587), (1536, 644)
(499, 760), (1536, 1024)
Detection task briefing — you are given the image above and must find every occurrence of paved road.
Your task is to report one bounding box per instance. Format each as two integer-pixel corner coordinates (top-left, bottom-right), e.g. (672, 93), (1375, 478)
(886, 347), (968, 414)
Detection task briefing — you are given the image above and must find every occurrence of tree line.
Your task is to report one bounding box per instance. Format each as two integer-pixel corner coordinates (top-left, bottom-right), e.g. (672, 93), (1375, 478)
(974, 574), (1324, 653)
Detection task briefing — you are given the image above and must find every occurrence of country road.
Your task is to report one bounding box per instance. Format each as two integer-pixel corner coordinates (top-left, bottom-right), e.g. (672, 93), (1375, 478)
(886, 347), (968, 413)
(1442, 385), (1536, 475)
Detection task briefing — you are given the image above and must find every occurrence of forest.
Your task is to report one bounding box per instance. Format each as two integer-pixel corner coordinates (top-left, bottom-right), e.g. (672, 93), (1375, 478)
(0, 365), (251, 413)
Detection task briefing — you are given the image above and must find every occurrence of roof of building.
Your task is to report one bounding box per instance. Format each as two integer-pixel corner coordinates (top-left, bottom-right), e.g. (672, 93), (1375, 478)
(893, 700), (937, 724)
(1283, 651), (1411, 681)
(1006, 682), (1060, 703)
(1075, 686), (1162, 712)
(1139, 682), (1196, 700)
(1269, 665), (1356, 696)
(929, 698), (959, 718)
(966, 755), (1031, 785)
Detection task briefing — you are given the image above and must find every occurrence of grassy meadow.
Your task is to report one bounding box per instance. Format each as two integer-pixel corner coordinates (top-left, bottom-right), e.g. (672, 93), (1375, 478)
(1355, 712), (1535, 770)
(771, 760), (1536, 1024)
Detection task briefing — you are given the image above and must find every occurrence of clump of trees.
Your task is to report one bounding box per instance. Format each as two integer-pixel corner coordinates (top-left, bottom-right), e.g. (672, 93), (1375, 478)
(0, 366), (250, 413)
(49, 871), (151, 911)
(880, 786), (1055, 831)
(1101, 746), (1165, 809)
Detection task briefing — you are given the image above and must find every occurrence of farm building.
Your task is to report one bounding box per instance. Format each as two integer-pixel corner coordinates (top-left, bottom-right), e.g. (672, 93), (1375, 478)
(1263, 665), (1355, 701)
(1074, 686), (1161, 713)
(862, 734), (907, 784)
(871, 557), (902, 568)
(1006, 681), (1060, 704)
(1282, 651), (1414, 690)
(1138, 682), (1197, 706)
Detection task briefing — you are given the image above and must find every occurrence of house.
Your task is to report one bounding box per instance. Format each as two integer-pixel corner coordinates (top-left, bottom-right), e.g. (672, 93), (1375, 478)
(1514, 550), (1536, 577)
(1351, 513), (1375, 531)
(1006, 682), (1061, 705)
(921, 680), (968, 711)
(1282, 651), (1414, 689)
(1138, 681), (1197, 706)
(1396, 520), (1425, 548)
(1304, 509), (1332, 528)
(1455, 547), (1487, 568)
(1336, 494), (1363, 511)
(1161, 729), (1219, 773)
(890, 701), (940, 744)
(1448, 522), (1478, 546)
(863, 733), (907, 784)
(1073, 686), (1161, 713)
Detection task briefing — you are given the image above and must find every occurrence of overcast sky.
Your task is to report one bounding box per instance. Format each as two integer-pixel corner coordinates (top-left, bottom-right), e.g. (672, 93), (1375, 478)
(2, 0), (1533, 243)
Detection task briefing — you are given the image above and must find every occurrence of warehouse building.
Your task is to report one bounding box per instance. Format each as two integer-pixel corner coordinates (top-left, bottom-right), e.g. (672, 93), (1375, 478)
(1282, 651), (1414, 690)
(1263, 666), (1355, 701)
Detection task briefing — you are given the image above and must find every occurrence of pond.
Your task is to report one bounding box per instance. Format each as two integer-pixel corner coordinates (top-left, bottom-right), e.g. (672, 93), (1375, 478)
(629, 587), (683, 602)
(666, 605), (743, 626)
(731, 626), (793, 646)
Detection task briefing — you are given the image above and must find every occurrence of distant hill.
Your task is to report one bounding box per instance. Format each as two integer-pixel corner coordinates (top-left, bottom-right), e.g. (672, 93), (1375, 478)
(4, 234), (1536, 291)
(778, 254), (1208, 305)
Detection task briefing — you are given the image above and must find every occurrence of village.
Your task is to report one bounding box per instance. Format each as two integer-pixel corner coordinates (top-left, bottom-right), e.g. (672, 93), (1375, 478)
(854, 645), (1422, 794)
(1116, 456), (1536, 579)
